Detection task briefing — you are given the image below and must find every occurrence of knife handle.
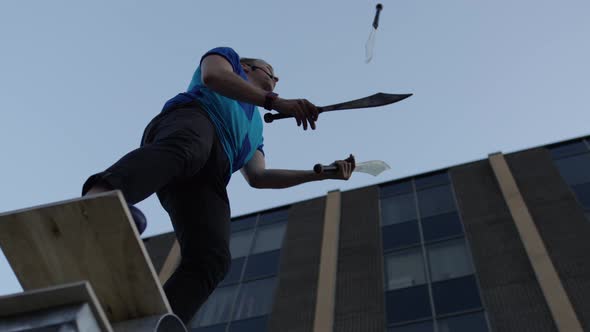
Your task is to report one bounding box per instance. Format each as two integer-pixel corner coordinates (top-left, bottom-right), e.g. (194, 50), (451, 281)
(314, 164), (338, 174)
(372, 3), (383, 29)
(264, 112), (290, 123)
(264, 107), (325, 123)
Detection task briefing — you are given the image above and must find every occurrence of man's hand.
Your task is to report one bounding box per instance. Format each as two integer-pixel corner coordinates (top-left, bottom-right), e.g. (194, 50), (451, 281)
(328, 154), (356, 180)
(273, 98), (319, 130)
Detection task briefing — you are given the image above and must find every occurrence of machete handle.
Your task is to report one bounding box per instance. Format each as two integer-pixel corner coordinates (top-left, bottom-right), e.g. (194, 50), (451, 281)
(264, 112), (290, 123)
(264, 107), (325, 123)
(314, 164), (338, 174)
(373, 4), (383, 29)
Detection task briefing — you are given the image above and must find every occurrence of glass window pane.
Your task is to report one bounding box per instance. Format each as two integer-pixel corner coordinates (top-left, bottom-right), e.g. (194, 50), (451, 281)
(415, 172), (449, 189)
(381, 193), (417, 225)
(231, 215), (257, 232)
(422, 212), (463, 242)
(384, 248), (426, 290)
(194, 324), (228, 332)
(219, 258), (245, 286)
(389, 320), (434, 332)
(382, 221), (420, 251)
(554, 153), (590, 185)
(230, 230), (254, 258)
(385, 286), (432, 324)
(549, 141), (588, 159)
(427, 239), (473, 282)
(243, 250), (281, 281)
(381, 180), (413, 197)
(417, 185), (456, 218)
(572, 182), (590, 209)
(252, 222), (287, 254)
(437, 311), (488, 332)
(432, 276), (482, 315)
(259, 208), (289, 226)
(229, 316), (268, 332)
(233, 278), (276, 320)
(191, 285), (238, 327)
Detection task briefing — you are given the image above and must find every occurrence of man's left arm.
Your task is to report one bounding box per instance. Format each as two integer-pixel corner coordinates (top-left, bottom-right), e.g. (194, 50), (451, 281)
(241, 151), (355, 189)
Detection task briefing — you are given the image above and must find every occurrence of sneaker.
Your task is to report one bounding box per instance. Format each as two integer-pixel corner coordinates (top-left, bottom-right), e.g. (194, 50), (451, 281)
(127, 204), (147, 235)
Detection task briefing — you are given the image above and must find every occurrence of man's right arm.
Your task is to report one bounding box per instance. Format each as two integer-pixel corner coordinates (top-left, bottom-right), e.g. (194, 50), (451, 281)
(201, 55), (318, 130)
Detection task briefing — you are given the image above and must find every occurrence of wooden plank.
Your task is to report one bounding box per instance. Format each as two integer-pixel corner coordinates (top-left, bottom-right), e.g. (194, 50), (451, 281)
(0, 281), (113, 332)
(0, 191), (171, 323)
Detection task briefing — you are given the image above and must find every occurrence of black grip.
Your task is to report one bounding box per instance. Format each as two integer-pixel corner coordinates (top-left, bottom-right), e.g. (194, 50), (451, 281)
(264, 112), (292, 123)
(372, 3), (383, 29)
(313, 164), (338, 174)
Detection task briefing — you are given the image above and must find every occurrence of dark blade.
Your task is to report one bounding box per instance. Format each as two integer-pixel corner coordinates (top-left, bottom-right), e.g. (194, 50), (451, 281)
(319, 93), (412, 112)
(264, 92), (412, 123)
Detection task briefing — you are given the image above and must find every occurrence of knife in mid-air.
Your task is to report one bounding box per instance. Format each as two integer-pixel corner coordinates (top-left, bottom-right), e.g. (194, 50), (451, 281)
(264, 92), (412, 123)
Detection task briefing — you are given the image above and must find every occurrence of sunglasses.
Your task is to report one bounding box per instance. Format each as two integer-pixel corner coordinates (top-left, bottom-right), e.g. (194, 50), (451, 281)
(250, 65), (279, 83)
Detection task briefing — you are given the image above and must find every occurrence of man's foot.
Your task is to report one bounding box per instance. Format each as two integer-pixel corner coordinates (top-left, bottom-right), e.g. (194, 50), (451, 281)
(127, 205), (147, 235)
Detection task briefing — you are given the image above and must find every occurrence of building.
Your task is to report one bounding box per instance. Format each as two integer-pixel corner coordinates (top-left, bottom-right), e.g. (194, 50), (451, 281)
(143, 135), (590, 332)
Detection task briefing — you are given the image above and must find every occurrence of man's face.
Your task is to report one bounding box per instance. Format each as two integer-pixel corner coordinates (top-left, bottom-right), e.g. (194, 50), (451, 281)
(245, 60), (278, 92)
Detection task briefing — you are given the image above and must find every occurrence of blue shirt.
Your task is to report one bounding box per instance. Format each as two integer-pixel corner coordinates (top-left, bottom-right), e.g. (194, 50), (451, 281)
(162, 47), (264, 182)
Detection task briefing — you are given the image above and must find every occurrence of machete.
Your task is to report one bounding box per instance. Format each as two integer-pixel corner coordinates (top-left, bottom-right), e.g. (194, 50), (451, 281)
(264, 92), (412, 123)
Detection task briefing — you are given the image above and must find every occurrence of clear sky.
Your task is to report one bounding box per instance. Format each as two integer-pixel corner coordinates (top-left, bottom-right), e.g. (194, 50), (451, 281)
(1, 0), (589, 296)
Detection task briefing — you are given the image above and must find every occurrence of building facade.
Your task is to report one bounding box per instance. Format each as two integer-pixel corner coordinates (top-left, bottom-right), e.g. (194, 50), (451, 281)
(144, 135), (590, 332)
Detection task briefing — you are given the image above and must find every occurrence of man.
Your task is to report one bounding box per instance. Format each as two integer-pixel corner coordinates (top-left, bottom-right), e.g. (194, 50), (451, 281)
(82, 47), (355, 323)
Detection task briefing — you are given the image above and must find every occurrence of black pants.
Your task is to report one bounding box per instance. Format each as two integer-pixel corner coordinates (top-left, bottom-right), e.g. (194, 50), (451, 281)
(82, 104), (231, 324)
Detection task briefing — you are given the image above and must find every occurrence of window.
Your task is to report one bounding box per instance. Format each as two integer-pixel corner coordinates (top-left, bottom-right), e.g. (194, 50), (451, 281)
(549, 141), (588, 159)
(381, 193), (417, 225)
(228, 316), (269, 332)
(389, 320), (434, 332)
(219, 257), (245, 286)
(432, 276), (482, 315)
(251, 222), (286, 254)
(382, 221), (420, 251)
(384, 248), (426, 290)
(232, 278), (276, 320)
(381, 180), (413, 197)
(437, 311), (488, 332)
(553, 153), (590, 185)
(550, 141), (590, 223)
(231, 215), (257, 232)
(422, 212), (463, 242)
(415, 172), (449, 189)
(243, 250), (281, 281)
(258, 209), (289, 226)
(417, 185), (456, 218)
(191, 285), (238, 327)
(572, 182), (590, 209)
(427, 239), (474, 282)
(193, 323), (227, 332)
(385, 285), (432, 324)
(230, 230), (254, 259)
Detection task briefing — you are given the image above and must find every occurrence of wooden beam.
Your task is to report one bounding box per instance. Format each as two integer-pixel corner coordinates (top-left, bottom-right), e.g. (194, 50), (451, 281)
(489, 153), (583, 332)
(0, 191), (171, 323)
(158, 240), (180, 284)
(313, 190), (341, 332)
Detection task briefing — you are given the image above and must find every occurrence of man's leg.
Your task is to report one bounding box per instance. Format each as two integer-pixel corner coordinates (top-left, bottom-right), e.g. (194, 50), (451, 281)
(156, 131), (232, 324)
(82, 106), (216, 205)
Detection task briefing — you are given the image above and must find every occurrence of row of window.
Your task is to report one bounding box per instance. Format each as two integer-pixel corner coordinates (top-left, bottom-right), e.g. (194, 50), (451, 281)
(192, 277), (276, 329)
(191, 209), (289, 331)
(380, 173), (489, 331)
(549, 139), (590, 221)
